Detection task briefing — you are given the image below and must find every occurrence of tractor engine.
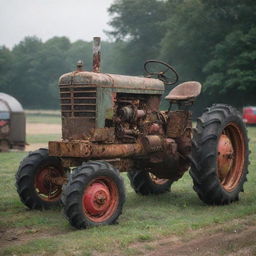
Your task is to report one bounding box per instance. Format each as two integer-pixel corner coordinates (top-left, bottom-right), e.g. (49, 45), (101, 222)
(112, 92), (192, 181)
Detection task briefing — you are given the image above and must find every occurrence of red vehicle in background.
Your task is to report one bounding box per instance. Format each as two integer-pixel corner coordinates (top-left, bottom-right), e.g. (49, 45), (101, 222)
(243, 106), (256, 125)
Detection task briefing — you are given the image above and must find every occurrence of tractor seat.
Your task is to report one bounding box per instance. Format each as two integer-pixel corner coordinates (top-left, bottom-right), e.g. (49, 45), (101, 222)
(165, 81), (202, 101)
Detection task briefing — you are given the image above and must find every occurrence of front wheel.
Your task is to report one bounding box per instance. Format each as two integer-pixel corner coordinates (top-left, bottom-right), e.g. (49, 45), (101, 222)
(62, 161), (126, 229)
(16, 148), (65, 209)
(190, 104), (249, 205)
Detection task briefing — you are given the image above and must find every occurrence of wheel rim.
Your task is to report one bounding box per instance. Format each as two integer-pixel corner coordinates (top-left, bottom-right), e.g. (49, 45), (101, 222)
(82, 177), (119, 223)
(149, 172), (169, 185)
(34, 166), (63, 201)
(217, 122), (245, 191)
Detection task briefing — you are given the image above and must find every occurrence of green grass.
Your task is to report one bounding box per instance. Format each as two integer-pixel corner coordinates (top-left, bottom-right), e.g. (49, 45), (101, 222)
(0, 127), (256, 256)
(26, 111), (61, 124)
(26, 134), (61, 144)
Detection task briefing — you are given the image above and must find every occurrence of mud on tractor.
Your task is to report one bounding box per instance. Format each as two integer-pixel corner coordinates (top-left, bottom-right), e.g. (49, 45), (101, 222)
(16, 38), (249, 229)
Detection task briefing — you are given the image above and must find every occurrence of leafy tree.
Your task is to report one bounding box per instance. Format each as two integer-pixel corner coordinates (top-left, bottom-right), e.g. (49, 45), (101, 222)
(204, 28), (256, 107)
(0, 47), (14, 93)
(108, 0), (168, 74)
(65, 40), (92, 71)
(11, 37), (44, 107)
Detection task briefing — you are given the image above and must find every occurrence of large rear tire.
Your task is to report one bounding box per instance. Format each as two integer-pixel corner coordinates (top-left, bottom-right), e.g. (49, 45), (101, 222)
(128, 171), (172, 195)
(190, 104), (249, 205)
(62, 161), (126, 229)
(16, 148), (65, 209)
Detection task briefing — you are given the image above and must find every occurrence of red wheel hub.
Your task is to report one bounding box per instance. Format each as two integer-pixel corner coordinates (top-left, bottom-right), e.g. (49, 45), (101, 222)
(217, 134), (234, 180)
(82, 177), (119, 222)
(36, 169), (51, 194)
(35, 166), (63, 201)
(83, 182), (111, 216)
(217, 123), (245, 191)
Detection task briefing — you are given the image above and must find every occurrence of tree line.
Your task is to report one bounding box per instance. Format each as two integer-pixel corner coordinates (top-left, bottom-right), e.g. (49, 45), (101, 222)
(0, 37), (124, 108)
(0, 0), (255, 112)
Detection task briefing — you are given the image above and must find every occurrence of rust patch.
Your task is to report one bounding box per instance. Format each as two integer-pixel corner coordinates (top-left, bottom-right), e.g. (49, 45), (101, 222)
(166, 111), (190, 138)
(49, 140), (145, 159)
(142, 135), (163, 153)
(147, 95), (161, 112)
(49, 140), (92, 158)
(62, 117), (95, 140)
(91, 128), (115, 142)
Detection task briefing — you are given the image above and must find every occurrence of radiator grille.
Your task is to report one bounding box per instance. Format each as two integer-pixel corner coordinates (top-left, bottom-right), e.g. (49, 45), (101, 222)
(60, 85), (97, 118)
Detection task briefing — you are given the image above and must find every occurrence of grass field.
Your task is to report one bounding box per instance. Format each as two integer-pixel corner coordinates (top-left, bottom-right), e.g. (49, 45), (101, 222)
(25, 110), (61, 124)
(0, 114), (256, 255)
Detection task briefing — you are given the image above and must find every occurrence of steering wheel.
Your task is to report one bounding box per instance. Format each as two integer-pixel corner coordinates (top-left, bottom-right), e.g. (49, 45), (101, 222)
(144, 60), (179, 85)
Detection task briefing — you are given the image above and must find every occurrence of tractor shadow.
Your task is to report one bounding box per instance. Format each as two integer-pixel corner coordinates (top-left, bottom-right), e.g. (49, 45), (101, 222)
(125, 189), (203, 210)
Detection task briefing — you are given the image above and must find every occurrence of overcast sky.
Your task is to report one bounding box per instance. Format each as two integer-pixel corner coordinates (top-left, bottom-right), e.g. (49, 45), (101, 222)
(0, 0), (115, 49)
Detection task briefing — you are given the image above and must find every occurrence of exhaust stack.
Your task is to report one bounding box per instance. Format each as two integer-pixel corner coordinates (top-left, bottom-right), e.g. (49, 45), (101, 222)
(92, 37), (101, 72)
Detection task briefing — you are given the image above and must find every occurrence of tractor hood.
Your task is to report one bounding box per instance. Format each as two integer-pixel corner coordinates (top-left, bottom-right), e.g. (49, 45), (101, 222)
(59, 71), (165, 93)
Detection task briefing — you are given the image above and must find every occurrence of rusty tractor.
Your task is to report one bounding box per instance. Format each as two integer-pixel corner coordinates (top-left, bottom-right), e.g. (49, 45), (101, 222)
(16, 37), (249, 229)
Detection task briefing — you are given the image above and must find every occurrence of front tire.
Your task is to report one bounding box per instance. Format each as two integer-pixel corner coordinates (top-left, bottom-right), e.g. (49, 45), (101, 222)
(16, 148), (65, 209)
(190, 104), (249, 205)
(62, 161), (126, 229)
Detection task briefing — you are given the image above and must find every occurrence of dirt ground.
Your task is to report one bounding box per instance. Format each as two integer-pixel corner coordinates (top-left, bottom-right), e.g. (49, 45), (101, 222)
(1, 215), (256, 255)
(25, 123), (61, 151)
(26, 123), (61, 135)
(131, 216), (256, 256)
(120, 215), (256, 256)
(25, 143), (50, 151)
